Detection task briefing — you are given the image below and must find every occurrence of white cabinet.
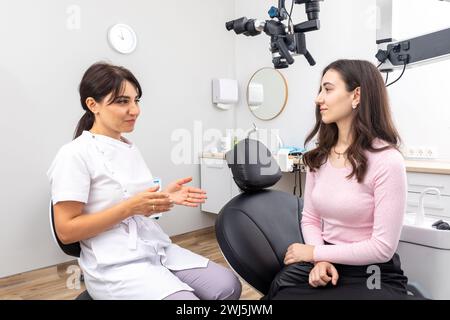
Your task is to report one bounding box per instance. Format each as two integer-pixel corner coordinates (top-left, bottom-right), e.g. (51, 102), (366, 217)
(200, 157), (240, 214)
(406, 172), (450, 219)
(407, 172), (450, 196)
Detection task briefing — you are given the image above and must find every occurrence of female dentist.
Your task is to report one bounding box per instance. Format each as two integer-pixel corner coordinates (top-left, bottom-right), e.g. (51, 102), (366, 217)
(47, 62), (241, 300)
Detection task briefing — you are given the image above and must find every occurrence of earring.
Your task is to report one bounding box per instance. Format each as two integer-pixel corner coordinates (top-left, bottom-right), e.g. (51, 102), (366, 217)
(352, 104), (357, 109)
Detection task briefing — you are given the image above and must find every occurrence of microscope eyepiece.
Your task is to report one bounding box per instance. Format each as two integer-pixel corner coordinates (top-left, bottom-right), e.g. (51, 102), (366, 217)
(225, 17), (249, 34)
(225, 21), (235, 31)
(295, 0), (322, 20)
(225, 17), (263, 36)
(305, 1), (321, 20)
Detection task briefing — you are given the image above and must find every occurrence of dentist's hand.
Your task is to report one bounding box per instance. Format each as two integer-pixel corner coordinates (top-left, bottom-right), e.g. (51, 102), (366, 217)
(163, 177), (207, 207)
(125, 186), (174, 217)
(309, 262), (339, 288)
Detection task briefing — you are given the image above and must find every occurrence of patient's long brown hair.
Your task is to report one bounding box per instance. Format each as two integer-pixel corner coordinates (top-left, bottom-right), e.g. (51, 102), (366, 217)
(302, 59), (402, 183)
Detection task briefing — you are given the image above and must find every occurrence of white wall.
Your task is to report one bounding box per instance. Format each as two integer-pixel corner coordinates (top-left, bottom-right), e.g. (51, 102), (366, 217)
(234, 0), (378, 156)
(389, 0), (450, 159)
(0, 0), (236, 278)
(230, 0), (381, 208)
(234, 0), (450, 165)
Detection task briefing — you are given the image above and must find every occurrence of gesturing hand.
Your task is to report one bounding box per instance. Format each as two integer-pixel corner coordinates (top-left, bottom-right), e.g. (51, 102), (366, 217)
(126, 186), (174, 217)
(163, 177), (207, 207)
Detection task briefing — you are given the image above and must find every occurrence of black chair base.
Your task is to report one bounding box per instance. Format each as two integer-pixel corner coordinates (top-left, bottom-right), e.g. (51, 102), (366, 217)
(75, 290), (93, 300)
(407, 284), (425, 299)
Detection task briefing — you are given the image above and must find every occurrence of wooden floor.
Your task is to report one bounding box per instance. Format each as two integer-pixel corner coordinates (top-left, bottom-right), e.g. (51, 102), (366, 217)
(0, 226), (262, 300)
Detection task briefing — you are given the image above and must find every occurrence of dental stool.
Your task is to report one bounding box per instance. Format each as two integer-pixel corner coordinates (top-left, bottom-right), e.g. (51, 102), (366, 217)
(215, 138), (424, 299)
(49, 202), (93, 300)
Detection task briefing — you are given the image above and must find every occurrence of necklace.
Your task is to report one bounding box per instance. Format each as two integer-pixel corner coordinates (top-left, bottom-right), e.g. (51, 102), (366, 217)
(333, 146), (348, 159)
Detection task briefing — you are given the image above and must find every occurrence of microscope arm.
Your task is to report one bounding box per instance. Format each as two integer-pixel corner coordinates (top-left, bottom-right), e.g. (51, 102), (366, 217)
(376, 0), (450, 71)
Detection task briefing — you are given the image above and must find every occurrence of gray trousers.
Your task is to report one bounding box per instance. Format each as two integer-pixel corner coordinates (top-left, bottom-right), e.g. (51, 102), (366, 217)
(163, 260), (242, 300)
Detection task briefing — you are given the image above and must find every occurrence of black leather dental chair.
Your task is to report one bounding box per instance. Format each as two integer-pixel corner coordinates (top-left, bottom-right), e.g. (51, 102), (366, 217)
(215, 138), (424, 299)
(49, 202), (92, 300)
(215, 138), (305, 296)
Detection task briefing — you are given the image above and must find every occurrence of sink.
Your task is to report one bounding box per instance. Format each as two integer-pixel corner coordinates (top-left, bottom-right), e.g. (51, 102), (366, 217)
(401, 212), (450, 249)
(397, 212), (450, 299)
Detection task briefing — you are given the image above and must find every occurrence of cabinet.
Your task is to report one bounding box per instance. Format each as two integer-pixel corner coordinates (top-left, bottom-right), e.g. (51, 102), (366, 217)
(200, 157), (240, 214)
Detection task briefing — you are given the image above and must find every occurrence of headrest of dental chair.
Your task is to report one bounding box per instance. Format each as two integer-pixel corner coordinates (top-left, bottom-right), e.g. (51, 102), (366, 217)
(225, 138), (282, 192)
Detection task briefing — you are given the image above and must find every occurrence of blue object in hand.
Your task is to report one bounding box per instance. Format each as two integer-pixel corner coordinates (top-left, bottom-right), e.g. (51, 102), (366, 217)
(152, 178), (162, 220)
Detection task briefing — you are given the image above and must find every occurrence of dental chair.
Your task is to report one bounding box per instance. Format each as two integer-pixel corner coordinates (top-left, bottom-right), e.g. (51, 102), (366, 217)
(49, 202), (93, 300)
(215, 138), (304, 296)
(215, 138), (424, 299)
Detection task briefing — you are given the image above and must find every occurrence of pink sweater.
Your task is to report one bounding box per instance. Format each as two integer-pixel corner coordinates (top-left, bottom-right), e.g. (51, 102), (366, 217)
(301, 140), (407, 265)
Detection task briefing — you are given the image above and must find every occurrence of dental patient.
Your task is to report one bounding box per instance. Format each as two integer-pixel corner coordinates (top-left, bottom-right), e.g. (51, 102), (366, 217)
(267, 59), (422, 300)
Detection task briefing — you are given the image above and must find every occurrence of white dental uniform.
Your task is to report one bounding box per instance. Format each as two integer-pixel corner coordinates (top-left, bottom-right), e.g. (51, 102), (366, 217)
(47, 130), (208, 299)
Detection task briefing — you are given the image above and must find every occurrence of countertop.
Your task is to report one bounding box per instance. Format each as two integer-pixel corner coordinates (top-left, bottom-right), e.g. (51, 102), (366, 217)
(200, 152), (450, 175)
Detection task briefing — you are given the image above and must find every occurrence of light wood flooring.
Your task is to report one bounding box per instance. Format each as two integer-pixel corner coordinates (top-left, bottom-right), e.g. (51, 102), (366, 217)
(0, 226), (262, 300)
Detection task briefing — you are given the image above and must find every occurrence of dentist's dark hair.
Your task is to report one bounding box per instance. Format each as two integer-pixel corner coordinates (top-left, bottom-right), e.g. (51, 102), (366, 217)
(302, 59), (402, 183)
(74, 62), (142, 139)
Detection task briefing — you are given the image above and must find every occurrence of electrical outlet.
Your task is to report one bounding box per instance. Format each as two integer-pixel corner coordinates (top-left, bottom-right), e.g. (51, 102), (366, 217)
(405, 146), (439, 159)
(406, 147), (416, 158)
(424, 147), (438, 159)
(417, 147), (425, 158)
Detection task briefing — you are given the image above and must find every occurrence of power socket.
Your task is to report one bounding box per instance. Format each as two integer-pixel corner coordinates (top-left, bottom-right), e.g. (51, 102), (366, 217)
(405, 146), (438, 159)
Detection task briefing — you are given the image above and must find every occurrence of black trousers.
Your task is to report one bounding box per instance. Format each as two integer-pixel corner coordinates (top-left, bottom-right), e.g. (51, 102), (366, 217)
(265, 252), (423, 300)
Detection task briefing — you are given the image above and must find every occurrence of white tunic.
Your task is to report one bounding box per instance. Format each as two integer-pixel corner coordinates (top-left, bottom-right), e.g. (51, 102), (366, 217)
(47, 130), (208, 299)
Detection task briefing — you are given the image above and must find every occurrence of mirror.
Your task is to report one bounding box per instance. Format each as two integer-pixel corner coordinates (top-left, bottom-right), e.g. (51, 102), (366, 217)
(246, 67), (288, 121)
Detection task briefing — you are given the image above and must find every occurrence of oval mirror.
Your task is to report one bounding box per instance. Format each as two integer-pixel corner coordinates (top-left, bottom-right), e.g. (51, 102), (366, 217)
(246, 67), (288, 120)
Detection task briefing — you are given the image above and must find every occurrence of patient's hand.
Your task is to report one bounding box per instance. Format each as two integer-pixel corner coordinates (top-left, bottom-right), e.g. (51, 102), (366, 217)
(283, 243), (315, 265)
(163, 177), (207, 207)
(309, 261), (339, 288)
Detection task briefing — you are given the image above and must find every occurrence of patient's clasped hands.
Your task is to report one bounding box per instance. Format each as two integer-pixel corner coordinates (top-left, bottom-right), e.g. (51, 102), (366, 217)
(308, 262), (339, 287)
(284, 243), (339, 287)
(283, 243), (315, 265)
